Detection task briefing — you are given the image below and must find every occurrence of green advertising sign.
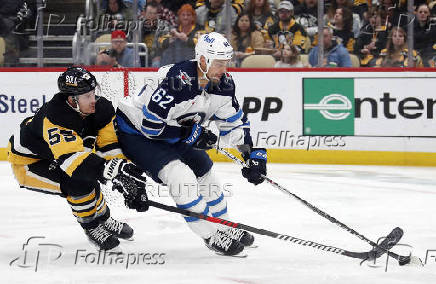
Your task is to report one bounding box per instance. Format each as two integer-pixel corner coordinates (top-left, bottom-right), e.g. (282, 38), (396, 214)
(303, 78), (355, 135)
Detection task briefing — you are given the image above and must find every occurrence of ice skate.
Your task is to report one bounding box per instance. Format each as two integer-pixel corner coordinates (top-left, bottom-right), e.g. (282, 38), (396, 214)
(220, 228), (255, 247)
(84, 223), (120, 250)
(103, 217), (134, 240)
(205, 230), (245, 257)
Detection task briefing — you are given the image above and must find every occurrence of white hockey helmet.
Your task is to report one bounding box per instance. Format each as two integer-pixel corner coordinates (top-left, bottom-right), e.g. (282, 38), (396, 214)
(195, 32), (233, 75)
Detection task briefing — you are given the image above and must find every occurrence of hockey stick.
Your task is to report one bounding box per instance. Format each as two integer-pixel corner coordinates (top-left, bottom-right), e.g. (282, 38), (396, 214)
(215, 146), (419, 266)
(148, 200), (401, 263)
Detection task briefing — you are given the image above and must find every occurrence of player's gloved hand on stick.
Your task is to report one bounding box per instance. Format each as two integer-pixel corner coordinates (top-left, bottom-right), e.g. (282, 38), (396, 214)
(102, 158), (147, 185)
(103, 159), (149, 212)
(181, 123), (217, 150)
(241, 148), (267, 185)
(113, 176), (149, 212)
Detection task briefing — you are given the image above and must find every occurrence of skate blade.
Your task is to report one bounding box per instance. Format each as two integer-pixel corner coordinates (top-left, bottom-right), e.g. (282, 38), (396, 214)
(246, 244), (258, 249)
(119, 237), (134, 241)
(88, 242), (124, 253)
(214, 252), (248, 258)
(105, 245), (124, 253)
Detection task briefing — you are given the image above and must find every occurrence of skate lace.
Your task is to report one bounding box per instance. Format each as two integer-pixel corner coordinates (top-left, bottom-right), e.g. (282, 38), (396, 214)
(104, 217), (123, 234)
(89, 224), (111, 242)
(210, 231), (232, 251)
(223, 228), (244, 242)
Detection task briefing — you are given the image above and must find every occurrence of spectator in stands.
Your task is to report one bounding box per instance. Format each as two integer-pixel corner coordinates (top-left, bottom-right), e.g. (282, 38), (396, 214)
(375, 26), (423, 67)
(414, 4), (436, 67)
(195, 0), (239, 33)
(0, 0), (32, 66)
(122, 0), (146, 11)
(379, 0), (404, 28)
(111, 30), (135, 66)
(140, 3), (162, 67)
(267, 1), (310, 54)
(246, 0), (276, 43)
(95, 48), (119, 66)
(295, 0), (318, 46)
(158, 4), (204, 66)
(197, 0), (245, 15)
(103, 0), (133, 21)
(164, 1), (197, 14)
(353, 7), (388, 67)
(308, 27), (352, 67)
(331, 7), (355, 52)
(352, 0), (371, 20)
(325, 0), (361, 38)
(231, 12), (265, 66)
(274, 43), (303, 67)
(151, 0), (177, 28)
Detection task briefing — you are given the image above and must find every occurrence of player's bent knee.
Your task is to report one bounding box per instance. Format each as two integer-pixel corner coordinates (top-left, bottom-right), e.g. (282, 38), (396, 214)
(158, 160), (204, 206)
(11, 164), (61, 194)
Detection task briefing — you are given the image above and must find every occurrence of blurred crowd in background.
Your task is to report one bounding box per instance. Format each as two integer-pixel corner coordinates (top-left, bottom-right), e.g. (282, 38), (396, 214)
(1, 0), (436, 68)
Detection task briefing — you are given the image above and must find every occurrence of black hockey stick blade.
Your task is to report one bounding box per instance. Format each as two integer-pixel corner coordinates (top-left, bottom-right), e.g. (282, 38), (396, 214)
(367, 227), (403, 261)
(357, 227), (422, 266)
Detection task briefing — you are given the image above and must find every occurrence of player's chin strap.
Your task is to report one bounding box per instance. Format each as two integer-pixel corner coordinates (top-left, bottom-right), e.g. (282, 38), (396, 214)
(66, 96), (91, 117)
(198, 61), (210, 82)
(214, 145), (419, 266)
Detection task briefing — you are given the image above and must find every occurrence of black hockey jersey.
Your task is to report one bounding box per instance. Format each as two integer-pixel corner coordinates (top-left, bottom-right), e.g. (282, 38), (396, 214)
(7, 93), (125, 182)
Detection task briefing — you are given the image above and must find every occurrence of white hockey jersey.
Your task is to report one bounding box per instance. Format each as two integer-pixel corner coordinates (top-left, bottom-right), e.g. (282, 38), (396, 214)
(116, 60), (253, 147)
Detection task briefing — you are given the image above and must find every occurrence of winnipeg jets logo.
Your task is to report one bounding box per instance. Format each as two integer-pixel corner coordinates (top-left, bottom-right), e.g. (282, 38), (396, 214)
(224, 72), (232, 84)
(177, 71), (193, 86)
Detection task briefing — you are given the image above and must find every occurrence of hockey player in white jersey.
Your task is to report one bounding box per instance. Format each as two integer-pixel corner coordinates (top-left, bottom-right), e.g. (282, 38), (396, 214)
(115, 32), (267, 256)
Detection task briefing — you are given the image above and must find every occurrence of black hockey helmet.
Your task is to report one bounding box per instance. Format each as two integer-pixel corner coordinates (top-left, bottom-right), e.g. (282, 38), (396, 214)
(58, 67), (97, 97)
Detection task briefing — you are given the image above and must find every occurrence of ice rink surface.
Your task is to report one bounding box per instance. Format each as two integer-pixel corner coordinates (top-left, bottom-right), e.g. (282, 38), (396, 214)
(1, 161), (435, 284)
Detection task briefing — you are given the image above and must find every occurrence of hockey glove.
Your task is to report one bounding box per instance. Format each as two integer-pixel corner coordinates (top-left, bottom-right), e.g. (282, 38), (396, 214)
(103, 159), (149, 212)
(241, 148), (267, 185)
(113, 176), (149, 212)
(181, 123), (217, 150)
(102, 158), (147, 185)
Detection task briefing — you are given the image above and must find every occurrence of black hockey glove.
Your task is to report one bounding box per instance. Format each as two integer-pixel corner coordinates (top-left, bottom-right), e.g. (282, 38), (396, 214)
(102, 158), (147, 184)
(181, 123), (217, 150)
(103, 159), (149, 212)
(113, 176), (149, 212)
(241, 148), (267, 185)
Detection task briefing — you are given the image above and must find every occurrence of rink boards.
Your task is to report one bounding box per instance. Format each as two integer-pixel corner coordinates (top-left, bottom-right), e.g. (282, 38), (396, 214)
(1, 67), (436, 166)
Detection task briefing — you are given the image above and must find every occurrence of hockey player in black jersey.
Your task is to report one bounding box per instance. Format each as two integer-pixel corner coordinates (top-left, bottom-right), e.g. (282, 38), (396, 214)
(7, 67), (149, 250)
